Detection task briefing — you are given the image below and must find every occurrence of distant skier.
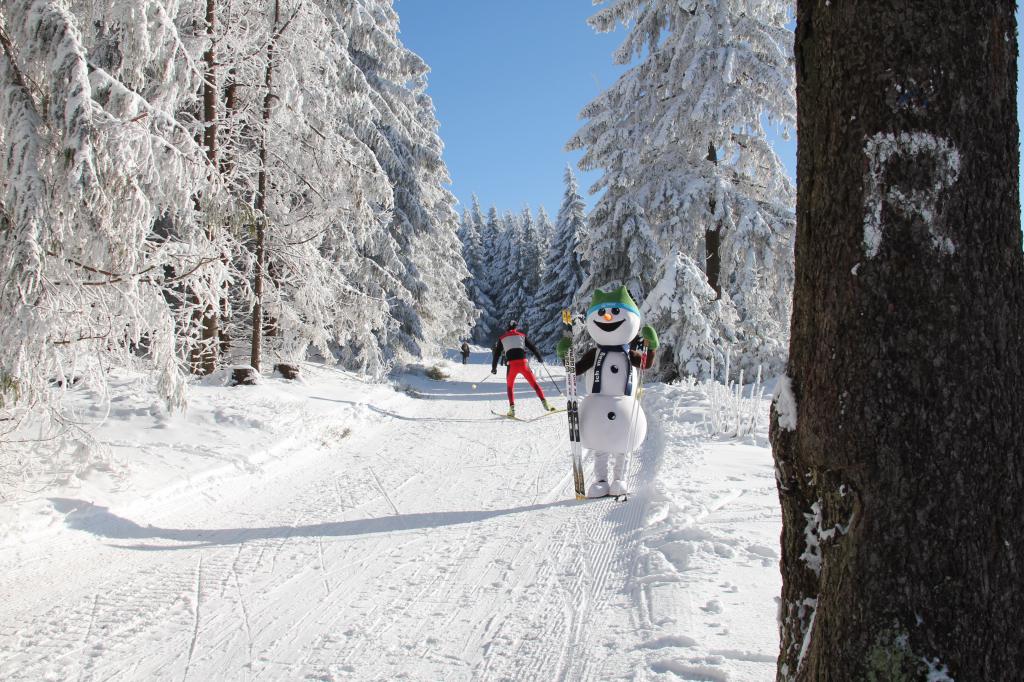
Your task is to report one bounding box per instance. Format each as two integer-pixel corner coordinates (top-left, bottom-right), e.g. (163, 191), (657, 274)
(460, 341), (470, 364)
(492, 320), (556, 418)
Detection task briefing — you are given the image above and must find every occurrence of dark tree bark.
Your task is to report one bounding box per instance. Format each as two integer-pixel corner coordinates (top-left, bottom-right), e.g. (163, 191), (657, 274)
(221, 67), (238, 178)
(250, 0), (281, 372)
(274, 362), (300, 380)
(193, 0), (219, 376)
(230, 366), (258, 386)
(772, 2), (1023, 680)
(705, 142), (722, 299)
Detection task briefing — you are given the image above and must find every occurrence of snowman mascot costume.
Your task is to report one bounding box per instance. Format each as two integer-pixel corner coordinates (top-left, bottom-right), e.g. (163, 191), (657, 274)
(557, 286), (659, 498)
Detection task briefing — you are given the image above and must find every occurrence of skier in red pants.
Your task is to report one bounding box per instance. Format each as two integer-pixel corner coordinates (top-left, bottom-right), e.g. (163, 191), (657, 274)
(491, 320), (556, 418)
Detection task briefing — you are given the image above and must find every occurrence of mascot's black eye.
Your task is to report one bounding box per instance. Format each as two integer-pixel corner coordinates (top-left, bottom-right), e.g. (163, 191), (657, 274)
(597, 308), (606, 316)
(607, 412), (616, 420)
(612, 307), (620, 315)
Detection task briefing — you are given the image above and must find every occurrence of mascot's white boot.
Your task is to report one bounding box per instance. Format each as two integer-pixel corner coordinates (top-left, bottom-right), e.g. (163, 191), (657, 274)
(587, 452), (611, 498)
(608, 454), (629, 497)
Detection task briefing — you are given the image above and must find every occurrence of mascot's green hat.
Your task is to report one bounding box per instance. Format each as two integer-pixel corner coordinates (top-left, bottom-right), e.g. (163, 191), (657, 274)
(587, 286), (640, 317)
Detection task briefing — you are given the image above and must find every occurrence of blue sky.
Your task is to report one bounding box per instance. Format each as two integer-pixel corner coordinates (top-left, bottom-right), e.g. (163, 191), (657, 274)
(396, 2), (1016, 222)
(393, 0), (654, 216)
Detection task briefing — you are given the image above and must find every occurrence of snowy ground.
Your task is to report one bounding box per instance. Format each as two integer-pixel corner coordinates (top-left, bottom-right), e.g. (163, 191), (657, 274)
(0, 349), (781, 681)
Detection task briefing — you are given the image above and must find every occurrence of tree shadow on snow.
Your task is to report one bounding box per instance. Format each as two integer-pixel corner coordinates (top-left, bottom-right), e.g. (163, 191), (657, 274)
(48, 497), (580, 551)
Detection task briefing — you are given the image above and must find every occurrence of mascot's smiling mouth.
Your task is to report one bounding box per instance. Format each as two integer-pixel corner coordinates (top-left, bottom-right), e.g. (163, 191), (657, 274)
(594, 319), (624, 332)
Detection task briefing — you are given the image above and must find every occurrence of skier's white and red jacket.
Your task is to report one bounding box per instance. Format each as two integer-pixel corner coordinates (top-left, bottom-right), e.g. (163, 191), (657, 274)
(492, 329), (544, 370)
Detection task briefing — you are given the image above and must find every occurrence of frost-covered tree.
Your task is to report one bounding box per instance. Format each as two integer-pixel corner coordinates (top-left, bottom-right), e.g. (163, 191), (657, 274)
(534, 205), (555, 274)
(458, 198), (484, 283)
(533, 167), (589, 351)
(495, 211), (525, 327)
(517, 207), (543, 332)
(458, 198), (497, 343)
(641, 252), (724, 379)
(0, 1), (230, 404)
(569, 0), (796, 378)
(524, 205), (555, 339)
(479, 206), (506, 328)
(0, 0), (241, 488)
(336, 0), (473, 361)
(227, 0), (397, 374)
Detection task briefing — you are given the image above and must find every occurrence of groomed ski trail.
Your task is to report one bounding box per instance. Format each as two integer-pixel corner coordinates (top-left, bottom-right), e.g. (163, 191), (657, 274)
(0, 355), (655, 681)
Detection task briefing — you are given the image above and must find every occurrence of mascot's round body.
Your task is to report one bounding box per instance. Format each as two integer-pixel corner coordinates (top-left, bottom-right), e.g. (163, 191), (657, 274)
(567, 287), (656, 498)
(580, 365), (647, 454)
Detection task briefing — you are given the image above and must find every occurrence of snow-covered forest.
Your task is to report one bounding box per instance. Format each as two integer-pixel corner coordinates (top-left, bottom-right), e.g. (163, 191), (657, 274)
(1, 0), (473, 470)
(458, 166), (588, 353)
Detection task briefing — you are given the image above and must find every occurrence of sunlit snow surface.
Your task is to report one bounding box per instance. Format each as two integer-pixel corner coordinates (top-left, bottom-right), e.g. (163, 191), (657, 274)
(0, 351), (781, 680)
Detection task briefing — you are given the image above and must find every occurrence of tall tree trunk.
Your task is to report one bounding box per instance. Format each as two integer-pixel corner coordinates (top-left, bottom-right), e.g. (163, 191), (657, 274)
(193, 0), (219, 375)
(221, 67), (238, 178)
(217, 66), (238, 358)
(705, 142), (721, 299)
(250, 0), (280, 372)
(772, 2), (1023, 680)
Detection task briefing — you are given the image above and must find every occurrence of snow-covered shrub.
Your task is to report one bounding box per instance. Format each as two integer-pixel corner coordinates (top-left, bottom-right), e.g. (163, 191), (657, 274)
(701, 353), (766, 439)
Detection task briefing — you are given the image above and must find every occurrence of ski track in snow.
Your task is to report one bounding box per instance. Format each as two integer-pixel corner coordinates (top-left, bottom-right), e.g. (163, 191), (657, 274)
(0, 354), (781, 680)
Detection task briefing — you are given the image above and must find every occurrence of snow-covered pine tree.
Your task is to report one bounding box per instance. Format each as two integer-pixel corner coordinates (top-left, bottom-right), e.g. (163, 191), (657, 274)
(498, 211), (528, 328)
(517, 207), (543, 335)
(0, 0), (475, 453)
(0, 0), (485, 493)
(641, 252), (723, 379)
(532, 166), (589, 352)
(534, 205), (554, 274)
(0, 0), (247, 487)
(523, 205), (554, 341)
(407, 80), (476, 354)
(469, 196), (499, 342)
(458, 210), (478, 279)
(458, 200), (497, 343)
(336, 0), (473, 361)
(225, 0), (397, 375)
(481, 206), (508, 330)
(569, 0), (796, 378)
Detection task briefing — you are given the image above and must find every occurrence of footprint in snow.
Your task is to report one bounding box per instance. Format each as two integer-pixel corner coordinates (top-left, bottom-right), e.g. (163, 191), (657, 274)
(701, 599), (723, 614)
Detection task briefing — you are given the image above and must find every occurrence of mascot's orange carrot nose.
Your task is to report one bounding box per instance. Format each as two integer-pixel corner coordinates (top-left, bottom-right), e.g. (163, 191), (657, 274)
(603, 312), (614, 321)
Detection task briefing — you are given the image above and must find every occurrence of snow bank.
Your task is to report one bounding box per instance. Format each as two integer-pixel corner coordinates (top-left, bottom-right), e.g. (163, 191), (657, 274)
(0, 364), (400, 546)
(626, 381), (781, 680)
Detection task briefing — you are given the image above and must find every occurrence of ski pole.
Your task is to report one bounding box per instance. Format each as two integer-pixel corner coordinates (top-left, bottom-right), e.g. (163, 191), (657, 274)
(471, 371), (493, 390)
(622, 340), (649, 498)
(540, 361), (565, 396)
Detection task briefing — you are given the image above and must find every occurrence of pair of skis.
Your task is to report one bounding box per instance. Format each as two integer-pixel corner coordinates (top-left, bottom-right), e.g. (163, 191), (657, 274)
(562, 309), (586, 500)
(490, 408), (566, 422)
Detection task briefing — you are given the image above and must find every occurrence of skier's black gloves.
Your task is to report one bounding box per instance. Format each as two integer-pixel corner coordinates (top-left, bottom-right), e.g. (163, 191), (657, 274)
(491, 369), (496, 374)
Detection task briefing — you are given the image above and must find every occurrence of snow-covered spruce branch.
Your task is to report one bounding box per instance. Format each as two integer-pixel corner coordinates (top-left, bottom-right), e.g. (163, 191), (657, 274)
(44, 251), (224, 288)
